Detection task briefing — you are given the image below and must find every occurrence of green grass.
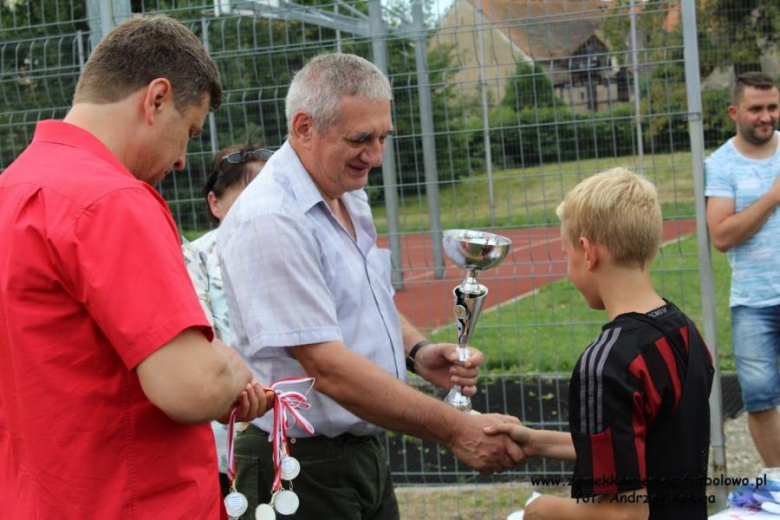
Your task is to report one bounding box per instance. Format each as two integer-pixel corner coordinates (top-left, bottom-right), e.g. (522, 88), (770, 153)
(369, 151), (698, 235)
(181, 229), (208, 242)
(429, 235), (735, 373)
(182, 150), (701, 238)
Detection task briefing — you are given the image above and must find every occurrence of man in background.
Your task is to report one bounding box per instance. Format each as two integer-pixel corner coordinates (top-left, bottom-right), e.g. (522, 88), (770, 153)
(706, 71), (780, 467)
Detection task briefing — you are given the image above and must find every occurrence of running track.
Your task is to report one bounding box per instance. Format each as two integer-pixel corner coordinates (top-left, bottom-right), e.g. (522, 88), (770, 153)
(377, 220), (697, 330)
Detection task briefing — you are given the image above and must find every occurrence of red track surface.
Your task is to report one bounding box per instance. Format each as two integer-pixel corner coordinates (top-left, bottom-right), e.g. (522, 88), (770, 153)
(377, 220), (697, 330)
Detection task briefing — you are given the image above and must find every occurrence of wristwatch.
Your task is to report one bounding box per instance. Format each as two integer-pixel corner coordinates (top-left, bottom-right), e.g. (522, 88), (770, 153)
(406, 340), (431, 374)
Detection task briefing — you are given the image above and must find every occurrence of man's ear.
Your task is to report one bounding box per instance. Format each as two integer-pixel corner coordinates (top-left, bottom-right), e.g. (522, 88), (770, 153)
(141, 78), (174, 126)
(580, 237), (599, 271)
(727, 104), (738, 123)
(290, 111), (315, 145)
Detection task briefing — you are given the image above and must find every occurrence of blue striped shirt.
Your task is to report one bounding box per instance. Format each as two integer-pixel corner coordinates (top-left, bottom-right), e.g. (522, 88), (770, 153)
(705, 132), (780, 307)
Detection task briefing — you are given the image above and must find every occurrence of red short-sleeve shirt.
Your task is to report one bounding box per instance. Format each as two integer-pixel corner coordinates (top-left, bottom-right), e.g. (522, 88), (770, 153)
(0, 121), (221, 518)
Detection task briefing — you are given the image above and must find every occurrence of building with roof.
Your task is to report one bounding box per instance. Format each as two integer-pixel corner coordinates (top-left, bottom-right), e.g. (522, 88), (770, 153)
(435, 0), (627, 111)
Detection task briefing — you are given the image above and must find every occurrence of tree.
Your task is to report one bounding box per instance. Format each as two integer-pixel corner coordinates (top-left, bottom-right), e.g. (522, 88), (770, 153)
(0, 0), (89, 170)
(598, 0), (736, 153)
(501, 61), (560, 111)
(704, 0), (780, 75)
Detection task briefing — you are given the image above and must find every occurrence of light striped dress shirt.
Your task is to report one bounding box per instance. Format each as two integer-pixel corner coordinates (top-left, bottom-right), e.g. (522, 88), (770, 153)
(217, 141), (404, 438)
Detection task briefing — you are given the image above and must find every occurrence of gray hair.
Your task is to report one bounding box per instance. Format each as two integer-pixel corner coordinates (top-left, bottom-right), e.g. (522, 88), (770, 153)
(285, 53), (392, 134)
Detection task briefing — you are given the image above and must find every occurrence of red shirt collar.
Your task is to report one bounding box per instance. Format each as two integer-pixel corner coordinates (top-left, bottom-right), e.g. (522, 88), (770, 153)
(33, 120), (136, 181)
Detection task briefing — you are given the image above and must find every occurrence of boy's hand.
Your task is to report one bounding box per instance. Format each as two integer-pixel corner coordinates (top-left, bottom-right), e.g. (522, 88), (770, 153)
(483, 422), (537, 457)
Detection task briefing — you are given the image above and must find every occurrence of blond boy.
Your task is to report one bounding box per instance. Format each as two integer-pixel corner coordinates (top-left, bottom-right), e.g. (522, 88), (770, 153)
(487, 168), (714, 520)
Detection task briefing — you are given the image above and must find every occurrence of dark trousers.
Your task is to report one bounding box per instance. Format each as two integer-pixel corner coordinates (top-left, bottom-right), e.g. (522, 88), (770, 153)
(234, 425), (399, 520)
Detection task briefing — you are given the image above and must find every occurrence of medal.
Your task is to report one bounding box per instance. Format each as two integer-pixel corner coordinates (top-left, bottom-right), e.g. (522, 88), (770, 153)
(255, 503), (276, 520)
(224, 491), (249, 519)
(263, 378), (316, 518)
(223, 408), (248, 519)
(274, 489), (300, 515)
(280, 456), (300, 481)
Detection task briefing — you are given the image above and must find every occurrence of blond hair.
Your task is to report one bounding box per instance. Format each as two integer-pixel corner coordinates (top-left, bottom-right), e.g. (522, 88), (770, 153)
(556, 167), (662, 269)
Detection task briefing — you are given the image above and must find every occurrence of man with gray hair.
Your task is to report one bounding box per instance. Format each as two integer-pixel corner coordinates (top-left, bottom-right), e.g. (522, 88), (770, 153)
(218, 53), (525, 519)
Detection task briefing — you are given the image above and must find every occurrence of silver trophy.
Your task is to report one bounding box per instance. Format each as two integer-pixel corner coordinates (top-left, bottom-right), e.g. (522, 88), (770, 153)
(442, 229), (512, 412)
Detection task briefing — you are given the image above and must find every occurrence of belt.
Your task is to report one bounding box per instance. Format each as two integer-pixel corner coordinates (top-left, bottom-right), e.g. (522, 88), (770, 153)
(247, 423), (377, 445)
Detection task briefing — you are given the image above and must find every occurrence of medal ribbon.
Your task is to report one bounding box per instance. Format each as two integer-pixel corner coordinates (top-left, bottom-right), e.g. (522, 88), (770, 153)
(267, 377), (316, 492)
(225, 406), (239, 485)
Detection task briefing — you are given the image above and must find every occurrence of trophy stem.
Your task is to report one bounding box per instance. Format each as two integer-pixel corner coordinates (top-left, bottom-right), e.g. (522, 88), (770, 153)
(445, 281), (488, 413)
(442, 229), (511, 413)
(444, 385), (472, 412)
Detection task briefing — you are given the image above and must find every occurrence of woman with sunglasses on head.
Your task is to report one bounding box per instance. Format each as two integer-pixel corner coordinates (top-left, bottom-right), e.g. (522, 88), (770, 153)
(182, 143), (273, 496)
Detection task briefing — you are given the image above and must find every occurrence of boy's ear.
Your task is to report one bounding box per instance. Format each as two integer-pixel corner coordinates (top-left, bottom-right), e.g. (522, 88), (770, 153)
(580, 237), (599, 271)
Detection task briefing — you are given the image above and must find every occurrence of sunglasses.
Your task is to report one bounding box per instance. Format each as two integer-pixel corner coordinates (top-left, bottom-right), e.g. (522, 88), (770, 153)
(221, 148), (274, 165)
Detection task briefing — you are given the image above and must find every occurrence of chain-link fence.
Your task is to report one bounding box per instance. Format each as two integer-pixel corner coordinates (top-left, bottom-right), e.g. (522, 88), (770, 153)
(3, 0), (775, 516)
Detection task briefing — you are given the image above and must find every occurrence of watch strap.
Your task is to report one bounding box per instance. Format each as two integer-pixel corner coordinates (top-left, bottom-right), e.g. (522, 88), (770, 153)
(406, 340), (431, 374)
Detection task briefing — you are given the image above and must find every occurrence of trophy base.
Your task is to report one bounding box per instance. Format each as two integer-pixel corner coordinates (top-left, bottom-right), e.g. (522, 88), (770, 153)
(444, 388), (472, 413)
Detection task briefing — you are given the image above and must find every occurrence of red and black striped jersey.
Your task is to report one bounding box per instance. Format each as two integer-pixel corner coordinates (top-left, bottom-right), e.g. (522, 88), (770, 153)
(569, 301), (714, 519)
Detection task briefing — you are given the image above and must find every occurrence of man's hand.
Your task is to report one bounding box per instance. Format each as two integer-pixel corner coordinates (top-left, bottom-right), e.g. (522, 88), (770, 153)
(448, 413), (527, 474)
(218, 383), (275, 424)
(414, 343), (484, 396)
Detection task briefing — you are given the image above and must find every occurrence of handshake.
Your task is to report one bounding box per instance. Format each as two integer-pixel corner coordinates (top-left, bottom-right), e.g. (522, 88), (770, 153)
(445, 411), (572, 476)
(442, 412), (532, 475)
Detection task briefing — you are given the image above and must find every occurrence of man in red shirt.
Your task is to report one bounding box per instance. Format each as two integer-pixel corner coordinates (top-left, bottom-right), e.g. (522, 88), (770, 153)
(0, 15), (267, 519)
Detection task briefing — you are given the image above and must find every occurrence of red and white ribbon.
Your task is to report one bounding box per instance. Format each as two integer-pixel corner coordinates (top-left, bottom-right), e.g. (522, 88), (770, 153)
(225, 407), (239, 484)
(267, 377), (316, 492)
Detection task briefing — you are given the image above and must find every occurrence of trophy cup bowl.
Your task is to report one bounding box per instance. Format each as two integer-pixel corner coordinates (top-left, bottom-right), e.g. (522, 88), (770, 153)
(442, 230), (512, 412)
(443, 230), (512, 271)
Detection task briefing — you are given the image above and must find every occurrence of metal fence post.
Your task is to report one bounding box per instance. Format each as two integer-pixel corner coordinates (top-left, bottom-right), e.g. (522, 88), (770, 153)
(86, 0), (131, 47)
(629, 0), (644, 173)
(681, 0), (728, 509)
(412, 1), (444, 279)
(76, 30), (86, 71)
(201, 17), (219, 157)
(476, 0), (495, 226)
(369, 0), (404, 290)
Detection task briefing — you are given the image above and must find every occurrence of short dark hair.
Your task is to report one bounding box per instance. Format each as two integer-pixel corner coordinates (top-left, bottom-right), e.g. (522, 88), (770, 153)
(74, 14), (222, 112)
(204, 142), (270, 223)
(733, 71), (777, 105)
